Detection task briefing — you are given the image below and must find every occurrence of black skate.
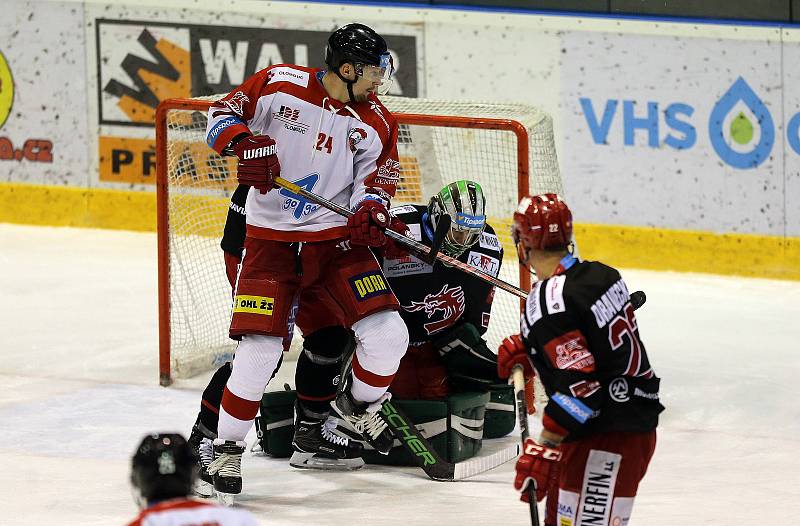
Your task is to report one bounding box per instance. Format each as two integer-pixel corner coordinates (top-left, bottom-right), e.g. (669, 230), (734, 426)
(331, 387), (394, 455)
(207, 439), (245, 506)
(188, 421), (215, 498)
(290, 402), (364, 471)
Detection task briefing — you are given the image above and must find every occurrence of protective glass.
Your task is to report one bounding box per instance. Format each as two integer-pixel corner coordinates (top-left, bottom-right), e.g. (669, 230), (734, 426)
(357, 53), (394, 95)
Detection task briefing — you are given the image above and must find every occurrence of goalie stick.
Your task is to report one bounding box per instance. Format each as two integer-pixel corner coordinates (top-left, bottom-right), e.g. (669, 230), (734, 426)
(273, 177), (529, 299)
(380, 399), (520, 481)
(334, 339), (518, 482)
(512, 289), (647, 526)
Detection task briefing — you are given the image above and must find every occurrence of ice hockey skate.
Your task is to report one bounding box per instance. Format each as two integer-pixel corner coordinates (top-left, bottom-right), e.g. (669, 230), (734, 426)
(290, 401), (365, 470)
(207, 439), (246, 506)
(187, 421), (215, 497)
(330, 374), (395, 455)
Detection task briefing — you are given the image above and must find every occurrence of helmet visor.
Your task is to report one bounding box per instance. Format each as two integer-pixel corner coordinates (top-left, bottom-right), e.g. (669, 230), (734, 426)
(358, 53), (394, 95)
(444, 212), (485, 255)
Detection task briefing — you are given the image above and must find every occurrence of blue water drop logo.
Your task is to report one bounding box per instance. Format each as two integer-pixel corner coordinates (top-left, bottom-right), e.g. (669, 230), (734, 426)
(708, 77), (774, 169)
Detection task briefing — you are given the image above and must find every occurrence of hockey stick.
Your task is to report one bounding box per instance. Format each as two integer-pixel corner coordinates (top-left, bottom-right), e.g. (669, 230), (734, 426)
(273, 177), (528, 299)
(511, 289), (647, 525)
(423, 214), (451, 265)
(512, 366), (539, 525)
(380, 399), (520, 481)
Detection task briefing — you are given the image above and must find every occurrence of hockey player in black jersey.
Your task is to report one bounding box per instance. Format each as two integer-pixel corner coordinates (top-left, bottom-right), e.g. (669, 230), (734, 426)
(497, 193), (664, 526)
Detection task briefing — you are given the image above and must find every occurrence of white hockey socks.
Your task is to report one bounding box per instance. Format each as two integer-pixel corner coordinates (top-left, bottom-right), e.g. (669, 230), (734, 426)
(218, 334), (283, 441)
(350, 310), (409, 403)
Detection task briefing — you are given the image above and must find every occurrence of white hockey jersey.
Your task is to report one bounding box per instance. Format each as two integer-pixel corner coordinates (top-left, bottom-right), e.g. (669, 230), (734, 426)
(206, 64), (400, 242)
(126, 498), (259, 526)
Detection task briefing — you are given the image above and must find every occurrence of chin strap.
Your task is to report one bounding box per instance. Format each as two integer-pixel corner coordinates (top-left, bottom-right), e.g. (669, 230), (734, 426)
(333, 66), (358, 103)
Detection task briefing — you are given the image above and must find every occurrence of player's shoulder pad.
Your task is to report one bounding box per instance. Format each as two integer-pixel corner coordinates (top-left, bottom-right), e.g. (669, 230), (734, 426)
(478, 224), (502, 253)
(264, 64), (315, 89)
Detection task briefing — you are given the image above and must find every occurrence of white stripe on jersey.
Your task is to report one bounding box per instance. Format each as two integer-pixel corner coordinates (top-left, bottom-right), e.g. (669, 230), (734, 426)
(267, 66), (310, 87)
(522, 281), (543, 338)
(544, 275), (566, 315)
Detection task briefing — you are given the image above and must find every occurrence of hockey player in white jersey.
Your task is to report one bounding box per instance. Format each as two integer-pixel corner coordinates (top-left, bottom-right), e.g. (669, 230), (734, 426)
(127, 433), (258, 526)
(203, 23), (410, 502)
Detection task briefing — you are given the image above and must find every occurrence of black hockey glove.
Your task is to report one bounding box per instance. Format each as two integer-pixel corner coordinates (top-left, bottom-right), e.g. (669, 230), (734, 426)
(432, 322), (503, 390)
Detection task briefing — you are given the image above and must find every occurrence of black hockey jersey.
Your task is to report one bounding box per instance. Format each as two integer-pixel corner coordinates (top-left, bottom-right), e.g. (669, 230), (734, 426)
(382, 204), (503, 346)
(520, 255), (664, 441)
(220, 184), (249, 257)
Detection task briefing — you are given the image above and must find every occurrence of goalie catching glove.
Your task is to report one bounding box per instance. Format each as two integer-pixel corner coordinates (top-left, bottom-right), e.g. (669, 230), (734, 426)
(232, 135), (281, 194)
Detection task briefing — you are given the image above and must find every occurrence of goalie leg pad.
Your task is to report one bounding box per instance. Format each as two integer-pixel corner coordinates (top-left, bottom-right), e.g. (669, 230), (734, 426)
(483, 383), (516, 438)
(358, 391), (489, 466)
(257, 389), (297, 458)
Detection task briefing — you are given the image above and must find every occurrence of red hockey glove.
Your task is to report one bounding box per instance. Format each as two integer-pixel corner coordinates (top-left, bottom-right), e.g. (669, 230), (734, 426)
(515, 438), (562, 503)
(348, 200), (390, 247)
(232, 135), (280, 194)
(497, 334), (534, 379)
(383, 215), (412, 259)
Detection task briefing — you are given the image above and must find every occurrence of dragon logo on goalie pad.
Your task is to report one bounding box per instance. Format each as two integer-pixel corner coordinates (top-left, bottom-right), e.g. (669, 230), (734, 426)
(402, 284), (465, 335)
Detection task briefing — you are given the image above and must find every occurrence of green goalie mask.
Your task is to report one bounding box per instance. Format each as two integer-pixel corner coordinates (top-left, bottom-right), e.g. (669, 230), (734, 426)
(427, 180), (487, 258)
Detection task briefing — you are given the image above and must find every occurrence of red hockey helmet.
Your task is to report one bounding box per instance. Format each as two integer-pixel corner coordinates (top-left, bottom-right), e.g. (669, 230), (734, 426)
(512, 193), (573, 259)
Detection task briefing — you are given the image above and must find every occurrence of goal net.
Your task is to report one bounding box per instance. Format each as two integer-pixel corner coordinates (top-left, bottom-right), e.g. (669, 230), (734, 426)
(156, 95), (562, 390)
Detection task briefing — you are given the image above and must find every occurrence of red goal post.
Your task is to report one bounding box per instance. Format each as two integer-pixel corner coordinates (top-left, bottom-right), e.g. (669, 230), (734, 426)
(156, 95), (562, 387)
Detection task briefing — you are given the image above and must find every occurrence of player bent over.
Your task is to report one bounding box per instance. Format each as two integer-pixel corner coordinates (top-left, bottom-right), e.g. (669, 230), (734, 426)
(128, 433), (258, 526)
(497, 194), (664, 526)
(202, 23), (408, 502)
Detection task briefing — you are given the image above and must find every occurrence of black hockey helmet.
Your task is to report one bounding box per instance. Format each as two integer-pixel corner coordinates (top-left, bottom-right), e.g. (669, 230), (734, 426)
(325, 24), (393, 99)
(130, 433), (198, 507)
(325, 23), (388, 69)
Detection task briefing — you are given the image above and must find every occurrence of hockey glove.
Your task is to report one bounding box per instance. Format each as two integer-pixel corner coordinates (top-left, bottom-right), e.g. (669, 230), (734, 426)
(433, 322), (502, 389)
(232, 135), (281, 194)
(348, 200), (390, 247)
(515, 438), (562, 503)
(497, 334), (534, 379)
(383, 215), (412, 259)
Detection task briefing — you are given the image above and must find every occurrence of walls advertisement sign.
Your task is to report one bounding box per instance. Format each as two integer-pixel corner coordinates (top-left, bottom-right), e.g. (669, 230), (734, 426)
(561, 30), (796, 236)
(95, 19), (420, 185)
(0, 1), (88, 185)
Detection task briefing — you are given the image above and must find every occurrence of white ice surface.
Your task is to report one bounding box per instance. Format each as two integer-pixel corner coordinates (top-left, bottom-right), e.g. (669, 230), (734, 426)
(1, 223), (799, 525)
